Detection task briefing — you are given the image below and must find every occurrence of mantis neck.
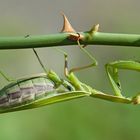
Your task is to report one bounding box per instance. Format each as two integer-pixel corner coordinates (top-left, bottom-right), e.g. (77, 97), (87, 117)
(67, 73), (85, 91)
(67, 73), (93, 92)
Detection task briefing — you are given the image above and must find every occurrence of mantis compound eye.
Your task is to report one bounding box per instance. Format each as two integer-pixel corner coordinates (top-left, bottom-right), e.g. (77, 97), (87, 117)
(67, 85), (73, 91)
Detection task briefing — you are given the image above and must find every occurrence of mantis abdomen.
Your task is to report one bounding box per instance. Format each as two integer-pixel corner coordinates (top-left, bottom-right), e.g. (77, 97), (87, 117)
(0, 76), (56, 108)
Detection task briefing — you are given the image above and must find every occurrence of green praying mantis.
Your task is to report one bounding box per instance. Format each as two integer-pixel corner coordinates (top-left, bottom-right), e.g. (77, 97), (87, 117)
(0, 14), (140, 114)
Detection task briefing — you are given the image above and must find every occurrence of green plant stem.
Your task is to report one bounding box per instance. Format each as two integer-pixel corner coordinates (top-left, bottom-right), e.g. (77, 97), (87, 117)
(0, 32), (140, 49)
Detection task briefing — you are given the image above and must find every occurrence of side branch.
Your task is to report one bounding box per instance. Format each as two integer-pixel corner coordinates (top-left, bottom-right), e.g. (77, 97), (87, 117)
(0, 32), (140, 49)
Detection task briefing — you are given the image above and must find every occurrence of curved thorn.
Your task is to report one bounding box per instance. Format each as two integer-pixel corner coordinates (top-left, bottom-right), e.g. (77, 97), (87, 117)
(60, 12), (76, 33)
(89, 24), (100, 34)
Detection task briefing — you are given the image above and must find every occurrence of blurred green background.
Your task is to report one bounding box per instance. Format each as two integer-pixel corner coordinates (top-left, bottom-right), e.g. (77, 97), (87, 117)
(0, 0), (140, 140)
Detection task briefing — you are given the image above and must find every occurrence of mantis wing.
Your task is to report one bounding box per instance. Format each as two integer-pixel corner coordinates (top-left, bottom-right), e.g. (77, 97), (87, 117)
(0, 91), (90, 114)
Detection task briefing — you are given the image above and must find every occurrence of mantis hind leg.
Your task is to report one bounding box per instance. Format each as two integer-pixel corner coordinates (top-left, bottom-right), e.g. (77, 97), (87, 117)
(0, 70), (15, 82)
(105, 60), (140, 97)
(33, 48), (47, 74)
(1, 49), (46, 82)
(69, 43), (98, 74)
(0, 49), (47, 83)
(64, 37), (98, 75)
(56, 47), (98, 77)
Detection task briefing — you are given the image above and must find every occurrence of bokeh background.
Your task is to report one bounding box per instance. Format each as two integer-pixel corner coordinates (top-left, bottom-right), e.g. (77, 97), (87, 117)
(0, 0), (140, 140)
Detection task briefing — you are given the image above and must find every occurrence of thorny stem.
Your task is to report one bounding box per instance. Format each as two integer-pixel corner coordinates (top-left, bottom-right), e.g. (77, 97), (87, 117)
(0, 13), (139, 49)
(0, 32), (139, 49)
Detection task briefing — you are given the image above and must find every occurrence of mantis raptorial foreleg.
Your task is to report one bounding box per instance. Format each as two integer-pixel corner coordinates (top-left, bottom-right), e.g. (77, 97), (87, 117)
(70, 33), (140, 100)
(105, 60), (140, 97)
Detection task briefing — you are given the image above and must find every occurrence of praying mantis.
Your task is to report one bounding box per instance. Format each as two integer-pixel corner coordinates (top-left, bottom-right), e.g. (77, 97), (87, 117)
(0, 14), (140, 114)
